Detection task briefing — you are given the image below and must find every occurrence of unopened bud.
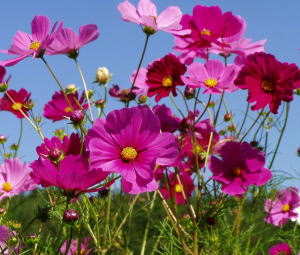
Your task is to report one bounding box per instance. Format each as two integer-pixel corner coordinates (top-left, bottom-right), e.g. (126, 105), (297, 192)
(70, 110), (85, 125)
(184, 87), (195, 99)
(138, 95), (147, 104)
(63, 209), (79, 222)
(0, 82), (8, 92)
(223, 113), (232, 122)
(96, 67), (111, 85)
(95, 99), (105, 109)
(10, 144), (18, 151)
(54, 129), (66, 140)
(0, 135), (7, 144)
(295, 88), (300, 95)
(250, 141), (259, 148)
(49, 148), (63, 161)
(65, 84), (77, 94)
(208, 101), (216, 108)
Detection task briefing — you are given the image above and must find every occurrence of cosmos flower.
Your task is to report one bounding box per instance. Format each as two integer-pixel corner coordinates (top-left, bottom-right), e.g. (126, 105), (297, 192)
(265, 187), (300, 227)
(0, 89), (33, 118)
(43, 90), (87, 121)
(269, 242), (292, 255)
(85, 106), (178, 194)
(60, 237), (93, 255)
(0, 225), (9, 252)
(153, 104), (181, 133)
(47, 24), (99, 58)
(30, 155), (111, 197)
(160, 172), (194, 204)
(0, 158), (36, 201)
(0, 15), (62, 66)
(234, 52), (300, 114)
(117, 0), (189, 35)
(208, 141), (272, 196)
(182, 60), (238, 94)
(136, 54), (186, 102)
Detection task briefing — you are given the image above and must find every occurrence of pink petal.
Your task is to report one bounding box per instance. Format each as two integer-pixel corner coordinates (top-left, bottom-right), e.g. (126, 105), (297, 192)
(117, 1), (141, 24)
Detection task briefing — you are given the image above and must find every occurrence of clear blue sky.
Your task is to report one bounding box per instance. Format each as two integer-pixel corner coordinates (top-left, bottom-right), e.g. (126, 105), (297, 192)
(0, 0), (299, 187)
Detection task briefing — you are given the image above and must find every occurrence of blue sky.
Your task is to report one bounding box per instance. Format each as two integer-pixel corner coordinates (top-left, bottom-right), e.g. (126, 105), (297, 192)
(0, 0), (299, 187)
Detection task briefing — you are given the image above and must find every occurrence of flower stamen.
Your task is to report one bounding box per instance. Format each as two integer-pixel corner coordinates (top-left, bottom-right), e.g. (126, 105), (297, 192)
(162, 76), (173, 88)
(121, 147), (137, 161)
(2, 182), (13, 192)
(29, 41), (41, 51)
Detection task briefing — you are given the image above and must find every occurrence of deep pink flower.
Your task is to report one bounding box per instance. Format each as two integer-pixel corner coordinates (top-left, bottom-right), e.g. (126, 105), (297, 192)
(0, 89), (33, 118)
(0, 16), (62, 66)
(182, 60), (238, 94)
(0, 225), (9, 249)
(43, 90), (87, 121)
(47, 24), (99, 58)
(160, 172), (194, 204)
(209, 141), (272, 196)
(60, 237), (93, 255)
(174, 5), (243, 64)
(139, 54), (186, 102)
(85, 106), (178, 194)
(153, 104), (180, 133)
(265, 187), (300, 227)
(234, 52), (300, 114)
(0, 158), (36, 200)
(117, 0), (189, 35)
(30, 155), (111, 197)
(269, 242), (292, 255)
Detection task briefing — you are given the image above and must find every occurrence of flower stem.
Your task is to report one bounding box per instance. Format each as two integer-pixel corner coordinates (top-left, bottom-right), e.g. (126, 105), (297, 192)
(13, 119), (23, 158)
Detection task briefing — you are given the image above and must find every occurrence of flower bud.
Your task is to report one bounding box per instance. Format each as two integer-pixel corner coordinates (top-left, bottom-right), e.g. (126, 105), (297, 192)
(70, 110), (85, 125)
(49, 148), (63, 161)
(223, 113), (232, 122)
(218, 130), (226, 136)
(208, 101), (216, 108)
(0, 82), (8, 92)
(250, 141), (259, 148)
(4, 153), (11, 158)
(96, 67), (111, 85)
(54, 129), (66, 140)
(138, 95), (147, 104)
(227, 124), (236, 132)
(95, 99), (105, 109)
(10, 144), (18, 151)
(109, 85), (122, 98)
(65, 84), (77, 94)
(0, 208), (5, 214)
(63, 209), (79, 222)
(184, 87), (195, 99)
(0, 135), (7, 144)
(295, 88), (300, 95)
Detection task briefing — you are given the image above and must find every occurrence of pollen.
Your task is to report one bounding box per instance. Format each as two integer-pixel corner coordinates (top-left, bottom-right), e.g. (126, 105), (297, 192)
(11, 102), (22, 111)
(201, 29), (211, 36)
(282, 204), (290, 212)
(2, 182), (13, 192)
(175, 184), (183, 193)
(64, 106), (73, 113)
(121, 147), (137, 161)
(162, 76), (173, 88)
(261, 79), (275, 93)
(29, 41), (41, 51)
(204, 78), (218, 88)
(193, 145), (203, 154)
(232, 166), (242, 177)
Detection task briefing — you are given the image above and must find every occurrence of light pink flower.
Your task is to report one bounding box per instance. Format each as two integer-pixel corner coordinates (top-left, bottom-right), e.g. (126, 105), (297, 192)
(117, 0), (189, 35)
(85, 106), (178, 194)
(182, 60), (238, 94)
(0, 158), (36, 200)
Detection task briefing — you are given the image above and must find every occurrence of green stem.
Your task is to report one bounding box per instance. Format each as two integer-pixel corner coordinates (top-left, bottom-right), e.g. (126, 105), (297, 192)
(214, 91), (224, 125)
(237, 103), (249, 137)
(268, 103), (289, 169)
(169, 95), (185, 118)
(104, 188), (112, 245)
(64, 226), (74, 255)
(13, 119), (23, 158)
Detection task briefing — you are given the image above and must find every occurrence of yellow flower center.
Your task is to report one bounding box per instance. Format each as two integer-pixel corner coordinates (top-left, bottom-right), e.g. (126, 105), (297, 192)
(175, 184), (183, 193)
(204, 78), (218, 88)
(2, 182), (13, 192)
(162, 76), (173, 88)
(29, 41), (41, 51)
(261, 79), (275, 93)
(282, 204), (290, 212)
(11, 102), (22, 111)
(201, 29), (211, 36)
(121, 147), (137, 161)
(64, 106), (73, 113)
(232, 167), (242, 177)
(75, 249), (85, 255)
(193, 145), (203, 154)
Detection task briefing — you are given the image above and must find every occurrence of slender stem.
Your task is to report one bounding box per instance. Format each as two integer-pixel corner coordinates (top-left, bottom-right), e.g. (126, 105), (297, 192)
(104, 188), (112, 245)
(195, 94), (212, 123)
(64, 226), (74, 255)
(237, 103), (249, 137)
(214, 91), (224, 125)
(177, 88), (190, 114)
(74, 59), (94, 121)
(252, 112), (271, 142)
(268, 103), (289, 169)
(13, 119), (23, 158)
(169, 95), (185, 118)
(127, 34), (150, 107)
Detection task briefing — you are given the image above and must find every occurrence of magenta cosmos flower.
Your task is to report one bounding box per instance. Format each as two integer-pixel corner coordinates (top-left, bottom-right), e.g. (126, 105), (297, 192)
(174, 5), (244, 64)
(0, 158), (36, 200)
(209, 141), (272, 196)
(234, 52), (300, 114)
(135, 54), (186, 102)
(30, 155), (111, 197)
(0, 225), (9, 252)
(153, 104), (180, 133)
(0, 16), (62, 66)
(117, 0), (189, 35)
(47, 24), (99, 58)
(269, 243), (292, 255)
(43, 90), (87, 121)
(160, 172), (194, 204)
(60, 237), (93, 255)
(182, 60), (238, 94)
(85, 106), (178, 194)
(0, 88), (33, 118)
(264, 187), (300, 227)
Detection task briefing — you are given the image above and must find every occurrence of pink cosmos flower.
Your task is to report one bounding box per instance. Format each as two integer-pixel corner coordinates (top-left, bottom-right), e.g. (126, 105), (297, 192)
(85, 106), (178, 194)
(0, 225), (9, 250)
(30, 155), (111, 197)
(60, 237), (93, 255)
(153, 104), (181, 133)
(182, 60), (238, 94)
(234, 52), (300, 114)
(43, 90), (87, 121)
(269, 242), (292, 255)
(47, 24), (99, 58)
(174, 5), (244, 64)
(160, 172), (194, 204)
(0, 158), (36, 200)
(0, 88), (33, 118)
(264, 187), (300, 227)
(117, 0), (189, 35)
(136, 54), (186, 102)
(0, 15), (62, 66)
(208, 141), (272, 196)
(131, 68), (148, 95)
